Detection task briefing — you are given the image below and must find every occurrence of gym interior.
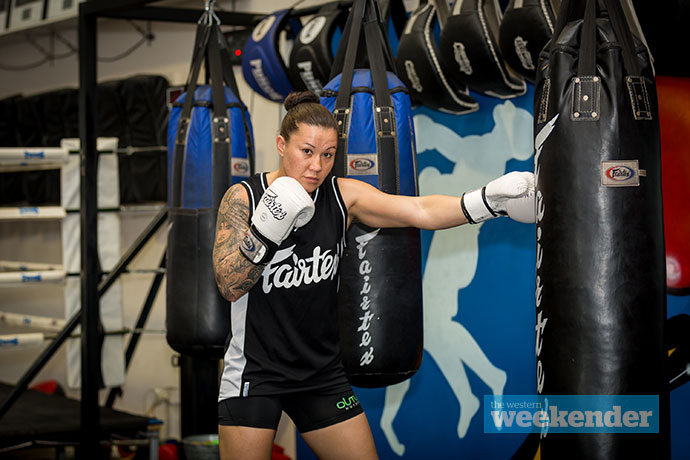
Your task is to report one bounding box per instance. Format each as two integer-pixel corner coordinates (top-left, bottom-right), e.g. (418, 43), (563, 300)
(0, 0), (688, 459)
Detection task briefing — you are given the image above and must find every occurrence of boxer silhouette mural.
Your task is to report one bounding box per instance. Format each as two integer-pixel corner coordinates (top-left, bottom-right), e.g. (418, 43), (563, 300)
(380, 101), (535, 455)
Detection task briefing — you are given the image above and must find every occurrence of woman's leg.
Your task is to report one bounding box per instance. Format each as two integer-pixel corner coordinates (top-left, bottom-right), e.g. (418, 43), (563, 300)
(218, 396), (282, 460)
(218, 425), (276, 460)
(300, 412), (379, 460)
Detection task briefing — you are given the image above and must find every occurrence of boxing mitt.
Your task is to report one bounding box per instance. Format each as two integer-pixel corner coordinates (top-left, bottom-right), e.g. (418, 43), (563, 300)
(240, 176), (315, 264)
(461, 171), (535, 224)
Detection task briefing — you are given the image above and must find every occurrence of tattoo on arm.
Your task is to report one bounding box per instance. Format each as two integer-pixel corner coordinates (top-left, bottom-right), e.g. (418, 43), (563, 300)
(213, 186), (264, 301)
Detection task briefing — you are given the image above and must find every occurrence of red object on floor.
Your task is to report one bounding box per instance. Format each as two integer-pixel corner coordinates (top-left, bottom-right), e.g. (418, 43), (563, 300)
(272, 442), (292, 460)
(158, 442), (178, 460)
(30, 380), (62, 395)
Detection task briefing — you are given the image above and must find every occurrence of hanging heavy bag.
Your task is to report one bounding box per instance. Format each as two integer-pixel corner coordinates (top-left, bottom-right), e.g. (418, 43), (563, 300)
(167, 18), (255, 358)
(320, 0), (423, 388)
(534, 0), (668, 458)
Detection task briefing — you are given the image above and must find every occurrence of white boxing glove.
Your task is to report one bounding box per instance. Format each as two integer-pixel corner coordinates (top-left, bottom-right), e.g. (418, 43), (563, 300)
(240, 176), (315, 264)
(461, 171), (535, 224)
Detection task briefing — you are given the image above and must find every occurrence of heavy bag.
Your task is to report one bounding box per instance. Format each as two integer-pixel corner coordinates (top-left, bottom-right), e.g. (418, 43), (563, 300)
(498, 0), (558, 82)
(242, 9), (302, 102)
(167, 19), (255, 358)
(534, 0), (668, 458)
(118, 75), (170, 148)
(439, 0), (526, 98)
(288, 2), (346, 94)
(320, 0), (423, 388)
(396, 0), (479, 114)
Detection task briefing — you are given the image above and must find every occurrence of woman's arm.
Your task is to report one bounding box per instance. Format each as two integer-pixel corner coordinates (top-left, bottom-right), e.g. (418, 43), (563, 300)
(212, 184), (264, 302)
(338, 177), (468, 230)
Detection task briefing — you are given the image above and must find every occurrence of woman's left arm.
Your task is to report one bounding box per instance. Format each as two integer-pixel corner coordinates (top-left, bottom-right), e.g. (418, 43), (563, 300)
(338, 170), (536, 230)
(338, 177), (468, 230)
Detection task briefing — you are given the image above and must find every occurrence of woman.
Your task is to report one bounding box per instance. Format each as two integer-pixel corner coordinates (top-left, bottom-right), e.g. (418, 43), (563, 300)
(213, 91), (533, 460)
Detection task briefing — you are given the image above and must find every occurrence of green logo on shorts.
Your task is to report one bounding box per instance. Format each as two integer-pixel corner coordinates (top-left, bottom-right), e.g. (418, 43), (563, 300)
(336, 395), (360, 410)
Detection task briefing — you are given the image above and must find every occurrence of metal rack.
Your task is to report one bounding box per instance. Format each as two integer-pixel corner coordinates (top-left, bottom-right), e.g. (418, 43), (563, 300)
(0, 0), (354, 456)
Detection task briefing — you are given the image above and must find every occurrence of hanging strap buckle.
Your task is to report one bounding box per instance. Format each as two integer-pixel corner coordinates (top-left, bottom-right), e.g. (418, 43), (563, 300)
(333, 108), (350, 138)
(375, 106), (395, 137)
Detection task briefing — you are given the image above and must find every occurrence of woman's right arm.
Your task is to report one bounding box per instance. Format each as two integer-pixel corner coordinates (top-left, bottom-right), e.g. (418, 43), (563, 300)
(213, 184), (264, 302)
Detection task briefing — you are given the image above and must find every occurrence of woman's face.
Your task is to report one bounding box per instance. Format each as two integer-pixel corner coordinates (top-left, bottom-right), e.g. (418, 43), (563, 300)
(277, 123), (338, 193)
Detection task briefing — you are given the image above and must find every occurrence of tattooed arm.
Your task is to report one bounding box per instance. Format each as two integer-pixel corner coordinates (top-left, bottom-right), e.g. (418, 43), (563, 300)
(213, 184), (264, 302)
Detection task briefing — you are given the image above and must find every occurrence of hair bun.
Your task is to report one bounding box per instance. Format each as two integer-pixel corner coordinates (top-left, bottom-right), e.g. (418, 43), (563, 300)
(284, 91), (320, 111)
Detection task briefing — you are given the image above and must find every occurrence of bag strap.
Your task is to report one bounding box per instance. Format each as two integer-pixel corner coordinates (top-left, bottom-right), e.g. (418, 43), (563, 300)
(330, 0), (399, 193)
(207, 23), (233, 210)
(364, 3), (398, 194)
(549, 0), (585, 55)
(217, 26), (256, 177)
(601, 0), (641, 76)
(578, 0), (598, 76)
(171, 22), (212, 208)
(364, 2), (393, 107)
(332, 0), (366, 107)
(172, 20), (255, 208)
(555, 0), (641, 77)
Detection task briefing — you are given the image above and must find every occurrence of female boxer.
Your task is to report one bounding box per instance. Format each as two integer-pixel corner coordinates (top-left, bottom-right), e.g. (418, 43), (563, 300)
(213, 91), (533, 460)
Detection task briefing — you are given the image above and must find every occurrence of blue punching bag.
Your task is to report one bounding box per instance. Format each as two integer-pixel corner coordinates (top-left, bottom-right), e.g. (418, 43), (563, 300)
(321, 0), (422, 388)
(167, 20), (254, 357)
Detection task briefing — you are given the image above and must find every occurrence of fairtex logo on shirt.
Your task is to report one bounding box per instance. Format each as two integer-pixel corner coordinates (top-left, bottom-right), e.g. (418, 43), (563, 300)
(262, 244), (342, 293)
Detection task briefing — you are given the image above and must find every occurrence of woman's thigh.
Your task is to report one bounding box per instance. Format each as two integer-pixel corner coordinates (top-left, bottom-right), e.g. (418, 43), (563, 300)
(300, 412), (379, 460)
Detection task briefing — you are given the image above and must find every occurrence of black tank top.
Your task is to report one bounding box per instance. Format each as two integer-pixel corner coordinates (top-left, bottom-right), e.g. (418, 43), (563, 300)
(219, 173), (350, 399)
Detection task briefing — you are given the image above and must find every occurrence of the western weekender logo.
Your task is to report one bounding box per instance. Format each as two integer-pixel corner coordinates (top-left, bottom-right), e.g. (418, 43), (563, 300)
(484, 395), (659, 434)
(262, 243), (342, 293)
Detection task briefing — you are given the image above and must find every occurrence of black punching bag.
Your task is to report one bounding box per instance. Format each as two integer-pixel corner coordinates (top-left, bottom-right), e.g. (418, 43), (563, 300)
(166, 21), (254, 358)
(320, 0), (423, 388)
(534, 0), (669, 458)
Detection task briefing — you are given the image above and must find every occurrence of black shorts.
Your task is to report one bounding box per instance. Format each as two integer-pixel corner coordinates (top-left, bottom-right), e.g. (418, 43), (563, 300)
(218, 383), (363, 433)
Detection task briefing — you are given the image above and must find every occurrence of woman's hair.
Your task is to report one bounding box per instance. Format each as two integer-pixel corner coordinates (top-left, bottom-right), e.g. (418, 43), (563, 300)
(280, 91), (338, 140)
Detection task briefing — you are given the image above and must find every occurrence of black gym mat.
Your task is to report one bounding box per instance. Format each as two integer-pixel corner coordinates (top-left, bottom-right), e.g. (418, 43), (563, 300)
(0, 382), (152, 449)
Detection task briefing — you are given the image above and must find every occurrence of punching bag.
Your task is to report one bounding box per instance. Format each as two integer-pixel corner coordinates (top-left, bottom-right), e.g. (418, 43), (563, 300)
(288, 2), (347, 94)
(320, 0), (423, 388)
(438, 0), (526, 98)
(395, 0), (479, 114)
(167, 20), (255, 358)
(241, 9), (302, 102)
(534, 0), (668, 458)
(498, 0), (558, 82)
